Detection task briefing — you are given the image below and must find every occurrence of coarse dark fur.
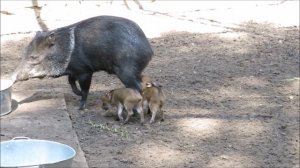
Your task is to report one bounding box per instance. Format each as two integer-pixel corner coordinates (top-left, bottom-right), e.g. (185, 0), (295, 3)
(13, 16), (153, 109)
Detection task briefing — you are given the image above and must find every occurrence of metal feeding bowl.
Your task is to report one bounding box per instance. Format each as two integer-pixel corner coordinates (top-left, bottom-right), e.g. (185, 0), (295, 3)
(0, 137), (76, 168)
(0, 79), (13, 116)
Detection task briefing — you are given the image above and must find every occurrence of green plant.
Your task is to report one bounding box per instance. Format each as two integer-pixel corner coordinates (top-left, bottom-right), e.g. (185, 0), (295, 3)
(87, 120), (129, 138)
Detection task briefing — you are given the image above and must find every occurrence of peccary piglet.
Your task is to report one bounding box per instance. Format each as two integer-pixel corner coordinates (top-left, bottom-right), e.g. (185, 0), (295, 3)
(100, 88), (144, 125)
(12, 16), (153, 110)
(142, 82), (166, 124)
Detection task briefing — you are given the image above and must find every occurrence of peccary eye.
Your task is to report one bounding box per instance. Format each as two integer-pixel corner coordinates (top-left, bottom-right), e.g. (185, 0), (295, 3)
(48, 43), (54, 48)
(47, 33), (55, 45)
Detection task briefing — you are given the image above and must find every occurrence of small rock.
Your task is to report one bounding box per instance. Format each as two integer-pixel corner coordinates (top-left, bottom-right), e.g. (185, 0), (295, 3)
(279, 125), (287, 129)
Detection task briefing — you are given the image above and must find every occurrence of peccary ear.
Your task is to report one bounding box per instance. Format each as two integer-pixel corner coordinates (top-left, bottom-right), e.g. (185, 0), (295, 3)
(146, 82), (152, 88)
(105, 92), (112, 100)
(36, 31), (42, 35)
(146, 82), (158, 88)
(46, 32), (55, 45)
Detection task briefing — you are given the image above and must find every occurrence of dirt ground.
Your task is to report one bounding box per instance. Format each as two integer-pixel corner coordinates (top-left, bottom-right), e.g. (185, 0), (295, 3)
(1, 1), (300, 168)
(1, 21), (299, 168)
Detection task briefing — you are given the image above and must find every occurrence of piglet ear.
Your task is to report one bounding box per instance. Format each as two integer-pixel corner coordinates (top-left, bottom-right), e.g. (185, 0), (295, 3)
(46, 32), (55, 45)
(105, 92), (111, 100)
(146, 82), (152, 88)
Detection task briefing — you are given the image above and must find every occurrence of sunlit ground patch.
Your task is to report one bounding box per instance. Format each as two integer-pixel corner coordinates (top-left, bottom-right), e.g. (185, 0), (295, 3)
(231, 120), (268, 138)
(217, 85), (263, 98)
(284, 77), (300, 95)
(128, 142), (190, 168)
(176, 118), (222, 138)
(218, 32), (247, 40)
(208, 152), (257, 168)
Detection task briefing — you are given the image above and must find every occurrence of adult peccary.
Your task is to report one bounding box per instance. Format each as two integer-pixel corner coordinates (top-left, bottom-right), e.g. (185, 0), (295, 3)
(12, 15), (153, 110)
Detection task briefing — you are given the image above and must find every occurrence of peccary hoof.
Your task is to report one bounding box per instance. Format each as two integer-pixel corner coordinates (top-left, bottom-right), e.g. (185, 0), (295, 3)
(78, 105), (85, 110)
(78, 101), (86, 110)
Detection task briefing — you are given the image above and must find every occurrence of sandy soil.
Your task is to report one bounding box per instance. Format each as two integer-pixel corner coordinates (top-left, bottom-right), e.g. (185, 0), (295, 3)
(1, 1), (299, 168)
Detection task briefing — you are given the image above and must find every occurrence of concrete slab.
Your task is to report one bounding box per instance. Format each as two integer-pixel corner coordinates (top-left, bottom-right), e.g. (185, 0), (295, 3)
(0, 90), (88, 168)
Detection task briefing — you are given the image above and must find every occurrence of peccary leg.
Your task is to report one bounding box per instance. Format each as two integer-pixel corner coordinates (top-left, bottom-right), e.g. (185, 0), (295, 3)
(149, 105), (158, 124)
(160, 104), (164, 122)
(142, 100), (150, 114)
(68, 75), (82, 96)
(117, 103), (124, 122)
(124, 109), (134, 125)
(136, 105), (144, 126)
(123, 101), (134, 124)
(77, 73), (92, 110)
(116, 69), (142, 92)
(161, 109), (165, 122)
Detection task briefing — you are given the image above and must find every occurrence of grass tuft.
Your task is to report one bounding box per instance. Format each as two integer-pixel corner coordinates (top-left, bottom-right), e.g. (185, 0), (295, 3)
(87, 120), (129, 138)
